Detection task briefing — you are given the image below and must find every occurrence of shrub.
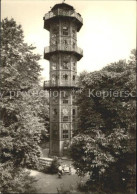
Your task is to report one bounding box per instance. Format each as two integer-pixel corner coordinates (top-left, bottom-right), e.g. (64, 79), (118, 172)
(38, 157), (59, 174)
(57, 183), (74, 194)
(0, 163), (37, 193)
(47, 157), (59, 174)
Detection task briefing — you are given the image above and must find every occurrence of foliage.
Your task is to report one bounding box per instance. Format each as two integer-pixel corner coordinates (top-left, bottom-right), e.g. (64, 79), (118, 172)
(0, 162), (37, 193)
(48, 157), (60, 174)
(0, 18), (49, 193)
(70, 49), (136, 193)
(40, 157), (60, 174)
(57, 183), (75, 194)
(1, 18), (41, 90)
(77, 179), (88, 192)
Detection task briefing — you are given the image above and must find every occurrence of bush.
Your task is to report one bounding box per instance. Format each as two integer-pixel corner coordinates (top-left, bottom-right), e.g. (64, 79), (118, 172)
(77, 180), (88, 192)
(0, 163), (37, 193)
(47, 157), (59, 174)
(57, 183), (74, 194)
(38, 157), (59, 174)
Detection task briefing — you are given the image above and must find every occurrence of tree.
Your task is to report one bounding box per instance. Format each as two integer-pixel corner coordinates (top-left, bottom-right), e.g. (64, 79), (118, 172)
(0, 18), (49, 193)
(70, 50), (136, 193)
(0, 162), (37, 193)
(1, 18), (41, 90)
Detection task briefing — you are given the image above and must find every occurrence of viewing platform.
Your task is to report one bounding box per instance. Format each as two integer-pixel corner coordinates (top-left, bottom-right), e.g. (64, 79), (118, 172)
(43, 80), (80, 90)
(44, 45), (83, 61)
(43, 9), (83, 31)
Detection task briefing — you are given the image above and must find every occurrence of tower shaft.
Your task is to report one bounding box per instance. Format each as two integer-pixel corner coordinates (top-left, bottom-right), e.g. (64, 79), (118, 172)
(43, 3), (83, 156)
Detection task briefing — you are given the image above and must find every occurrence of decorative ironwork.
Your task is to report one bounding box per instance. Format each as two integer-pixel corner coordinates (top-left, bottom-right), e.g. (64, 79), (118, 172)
(43, 3), (83, 156)
(44, 45), (83, 56)
(44, 8), (83, 24)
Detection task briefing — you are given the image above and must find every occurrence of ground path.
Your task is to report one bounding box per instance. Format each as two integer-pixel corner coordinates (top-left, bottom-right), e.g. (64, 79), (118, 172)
(30, 169), (86, 193)
(30, 145), (88, 193)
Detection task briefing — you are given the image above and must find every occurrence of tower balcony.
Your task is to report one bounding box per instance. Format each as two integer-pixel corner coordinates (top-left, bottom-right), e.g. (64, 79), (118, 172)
(44, 45), (83, 61)
(43, 8), (83, 31)
(43, 80), (80, 90)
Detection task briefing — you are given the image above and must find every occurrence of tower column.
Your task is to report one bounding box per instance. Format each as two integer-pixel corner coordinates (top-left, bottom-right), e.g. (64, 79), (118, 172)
(43, 2), (83, 156)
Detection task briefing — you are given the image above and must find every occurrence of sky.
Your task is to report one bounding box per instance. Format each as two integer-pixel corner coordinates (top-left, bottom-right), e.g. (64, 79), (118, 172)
(1, 0), (136, 81)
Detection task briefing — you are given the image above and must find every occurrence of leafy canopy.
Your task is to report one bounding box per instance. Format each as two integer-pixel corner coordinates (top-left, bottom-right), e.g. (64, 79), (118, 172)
(70, 49), (136, 193)
(0, 18), (49, 193)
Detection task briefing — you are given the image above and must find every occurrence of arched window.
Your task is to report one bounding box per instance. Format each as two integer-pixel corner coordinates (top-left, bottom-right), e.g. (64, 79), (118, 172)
(63, 116), (69, 121)
(62, 61), (69, 69)
(73, 75), (75, 81)
(62, 26), (69, 36)
(63, 74), (68, 80)
(52, 62), (56, 70)
(51, 38), (57, 45)
(52, 24), (59, 37)
(62, 91), (69, 104)
(72, 29), (75, 38)
(52, 74), (56, 82)
(64, 39), (68, 45)
(53, 109), (57, 115)
(53, 96), (58, 104)
(63, 99), (68, 104)
(73, 109), (76, 116)
(73, 42), (75, 49)
(73, 62), (76, 70)
(62, 130), (69, 139)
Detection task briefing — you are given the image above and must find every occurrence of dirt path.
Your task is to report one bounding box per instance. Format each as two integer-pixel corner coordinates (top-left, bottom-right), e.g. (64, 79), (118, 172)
(30, 170), (86, 193)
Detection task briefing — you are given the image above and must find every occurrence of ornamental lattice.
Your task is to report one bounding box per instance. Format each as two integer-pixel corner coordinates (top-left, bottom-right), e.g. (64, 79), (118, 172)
(43, 2), (83, 156)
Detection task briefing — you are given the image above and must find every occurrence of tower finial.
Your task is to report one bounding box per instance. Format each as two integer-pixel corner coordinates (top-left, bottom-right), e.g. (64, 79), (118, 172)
(62, 0), (65, 3)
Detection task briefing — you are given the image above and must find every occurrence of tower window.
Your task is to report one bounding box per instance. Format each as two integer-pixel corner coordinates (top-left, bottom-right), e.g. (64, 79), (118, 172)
(64, 40), (68, 45)
(63, 116), (69, 121)
(73, 42), (75, 49)
(73, 62), (76, 70)
(62, 61), (69, 69)
(52, 28), (58, 37)
(51, 39), (57, 45)
(53, 97), (58, 104)
(53, 130), (58, 139)
(73, 109), (76, 116)
(63, 26), (69, 36)
(63, 74), (68, 80)
(73, 95), (76, 100)
(63, 99), (68, 104)
(63, 130), (68, 133)
(53, 109), (57, 115)
(52, 24), (59, 37)
(72, 95), (76, 104)
(51, 75), (56, 84)
(63, 134), (68, 139)
(63, 39), (68, 49)
(73, 75), (75, 81)
(62, 130), (69, 139)
(52, 62), (56, 70)
(72, 29), (75, 38)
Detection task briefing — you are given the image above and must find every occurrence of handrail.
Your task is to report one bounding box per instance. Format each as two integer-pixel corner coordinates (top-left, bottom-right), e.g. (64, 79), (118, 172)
(44, 80), (79, 88)
(44, 8), (83, 24)
(44, 45), (83, 56)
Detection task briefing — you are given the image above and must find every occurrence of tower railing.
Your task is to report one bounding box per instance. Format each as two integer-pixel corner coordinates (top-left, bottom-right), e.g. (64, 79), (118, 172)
(44, 9), (83, 24)
(44, 80), (80, 88)
(44, 45), (83, 56)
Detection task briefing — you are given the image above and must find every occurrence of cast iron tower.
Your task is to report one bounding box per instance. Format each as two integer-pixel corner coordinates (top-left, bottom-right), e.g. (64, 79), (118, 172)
(43, 2), (83, 156)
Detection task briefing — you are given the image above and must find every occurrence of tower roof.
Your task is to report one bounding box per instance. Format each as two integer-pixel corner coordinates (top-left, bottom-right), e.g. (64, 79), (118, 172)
(51, 3), (74, 11)
(44, 2), (83, 32)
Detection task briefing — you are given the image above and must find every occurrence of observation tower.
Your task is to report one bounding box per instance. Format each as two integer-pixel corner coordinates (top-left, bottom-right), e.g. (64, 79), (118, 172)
(43, 2), (83, 156)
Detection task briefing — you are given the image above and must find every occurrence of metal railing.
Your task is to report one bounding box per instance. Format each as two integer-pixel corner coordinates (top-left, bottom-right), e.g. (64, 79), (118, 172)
(44, 80), (50, 87)
(44, 45), (83, 56)
(44, 80), (79, 88)
(44, 9), (83, 24)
